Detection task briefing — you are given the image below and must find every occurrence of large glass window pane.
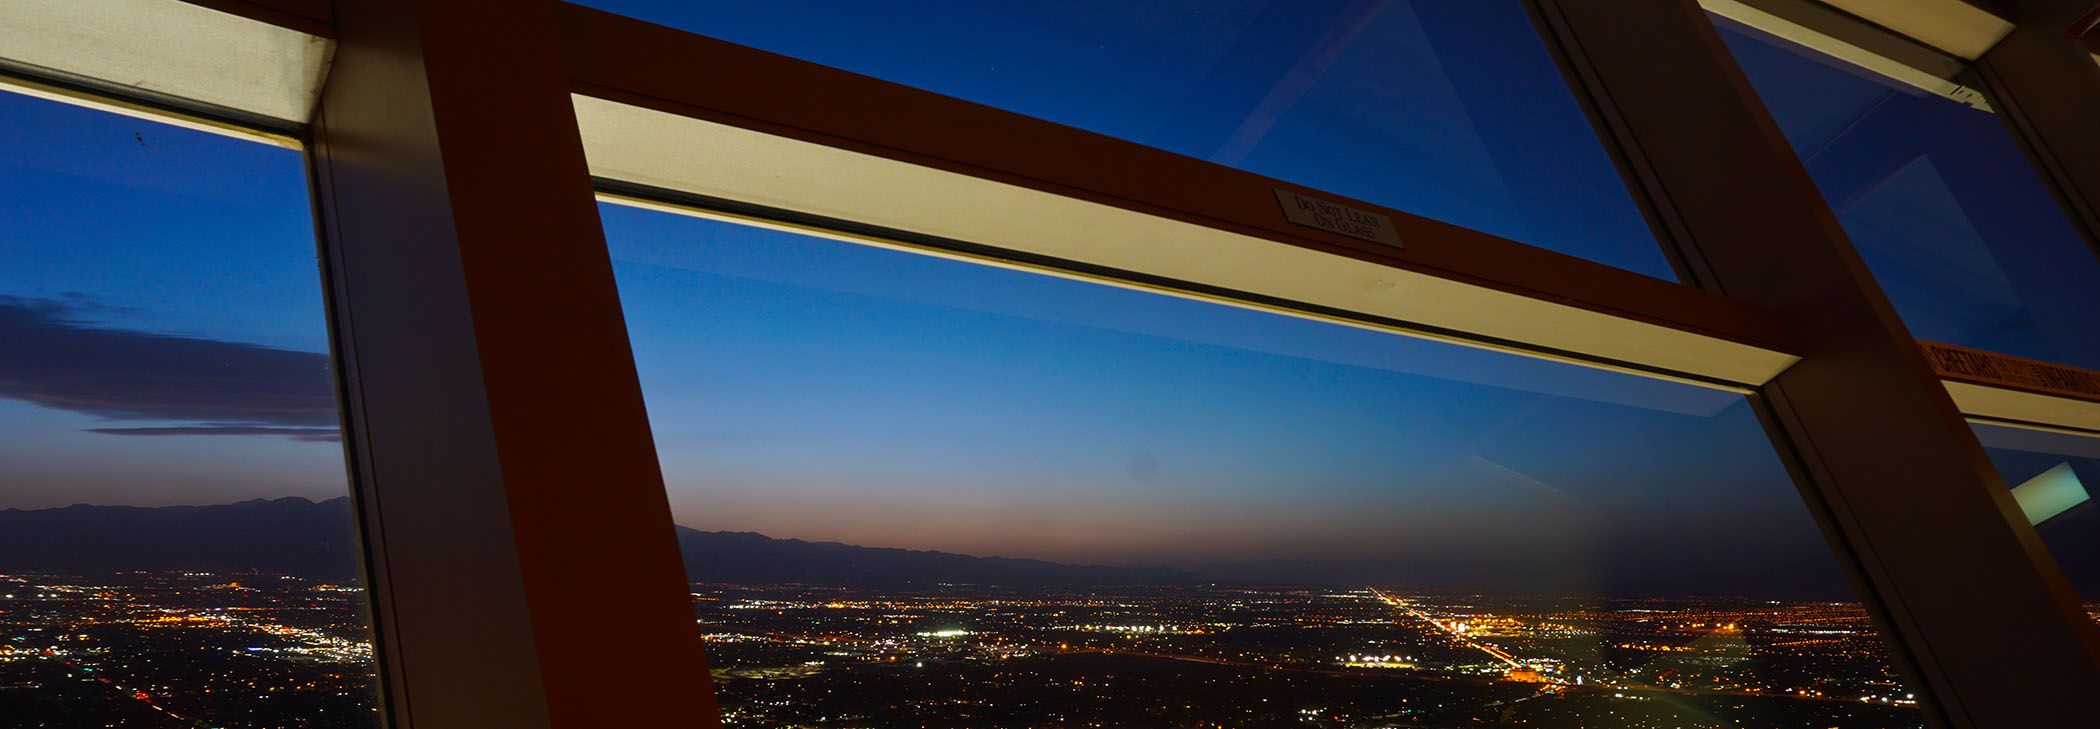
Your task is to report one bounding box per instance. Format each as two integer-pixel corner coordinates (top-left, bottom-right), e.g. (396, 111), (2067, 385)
(579, 0), (1679, 280)
(1974, 423), (2100, 617)
(601, 202), (1923, 727)
(0, 93), (378, 726)
(1717, 20), (2100, 370)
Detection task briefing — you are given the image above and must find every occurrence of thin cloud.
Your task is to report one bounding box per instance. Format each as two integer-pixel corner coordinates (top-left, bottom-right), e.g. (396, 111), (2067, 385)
(0, 296), (339, 435)
(85, 426), (341, 442)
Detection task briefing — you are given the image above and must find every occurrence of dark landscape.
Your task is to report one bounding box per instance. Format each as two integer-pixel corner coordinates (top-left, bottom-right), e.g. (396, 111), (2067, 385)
(0, 498), (1935, 728)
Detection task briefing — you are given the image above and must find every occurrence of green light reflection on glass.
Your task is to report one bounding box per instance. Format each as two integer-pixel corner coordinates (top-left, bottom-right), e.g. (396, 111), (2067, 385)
(2013, 462), (2090, 526)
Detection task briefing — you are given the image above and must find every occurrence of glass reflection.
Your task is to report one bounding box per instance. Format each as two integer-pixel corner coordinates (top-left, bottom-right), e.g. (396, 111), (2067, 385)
(581, 0), (1678, 279)
(0, 92), (379, 726)
(1975, 422), (2100, 617)
(1719, 19), (2100, 370)
(602, 201), (1922, 728)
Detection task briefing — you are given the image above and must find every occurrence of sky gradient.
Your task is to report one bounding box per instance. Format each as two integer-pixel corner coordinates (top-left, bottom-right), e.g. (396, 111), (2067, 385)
(601, 202), (1847, 597)
(0, 92), (347, 509)
(6, 1), (2091, 600)
(0, 84), (1848, 597)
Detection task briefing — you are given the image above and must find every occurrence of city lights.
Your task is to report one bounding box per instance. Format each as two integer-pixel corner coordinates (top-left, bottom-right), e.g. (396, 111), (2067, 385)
(692, 582), (1932, 727)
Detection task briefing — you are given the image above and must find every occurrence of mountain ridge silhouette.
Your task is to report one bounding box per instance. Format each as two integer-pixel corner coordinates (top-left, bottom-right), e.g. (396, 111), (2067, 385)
(0, 497), (1199, 587)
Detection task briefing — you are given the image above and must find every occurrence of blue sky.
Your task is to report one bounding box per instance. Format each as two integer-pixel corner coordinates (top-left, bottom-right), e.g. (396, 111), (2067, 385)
(601, 203), (1843, 595)
(1717, 19), (2100, 370)
(0, 93), (345, 508)
(11, 0), (2085, 598)
(0, 84), (1840, 595)
(583, 0), (1677, 279)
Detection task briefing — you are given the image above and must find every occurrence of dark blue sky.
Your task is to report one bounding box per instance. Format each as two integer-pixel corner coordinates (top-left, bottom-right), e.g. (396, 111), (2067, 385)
(602, 202), (1845, 596)
(5, 1), (2089, 598)
(0, 93), (345, 509)
(583, 0), (1677, 279)
(1717, 19), (2100, 370)
(0, 84), (1842, 596)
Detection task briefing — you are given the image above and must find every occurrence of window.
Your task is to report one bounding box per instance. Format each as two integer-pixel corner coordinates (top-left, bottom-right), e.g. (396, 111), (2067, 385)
(600, 201), (1921, 727)
(0, 92), (377, 726)
(1974, 422), (2100, 615)
(1716, 19), (2100, 370)
(578, 0), (1678, 279)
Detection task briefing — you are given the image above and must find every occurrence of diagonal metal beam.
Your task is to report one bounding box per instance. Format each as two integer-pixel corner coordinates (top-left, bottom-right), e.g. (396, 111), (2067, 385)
(311, 0), (717, 725)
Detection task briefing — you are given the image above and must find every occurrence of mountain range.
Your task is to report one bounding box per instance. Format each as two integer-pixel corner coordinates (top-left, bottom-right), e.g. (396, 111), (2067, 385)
(0, 497), (1196, 587)
(675, 528), (1193, 586)
(0, 497), (364, 578)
